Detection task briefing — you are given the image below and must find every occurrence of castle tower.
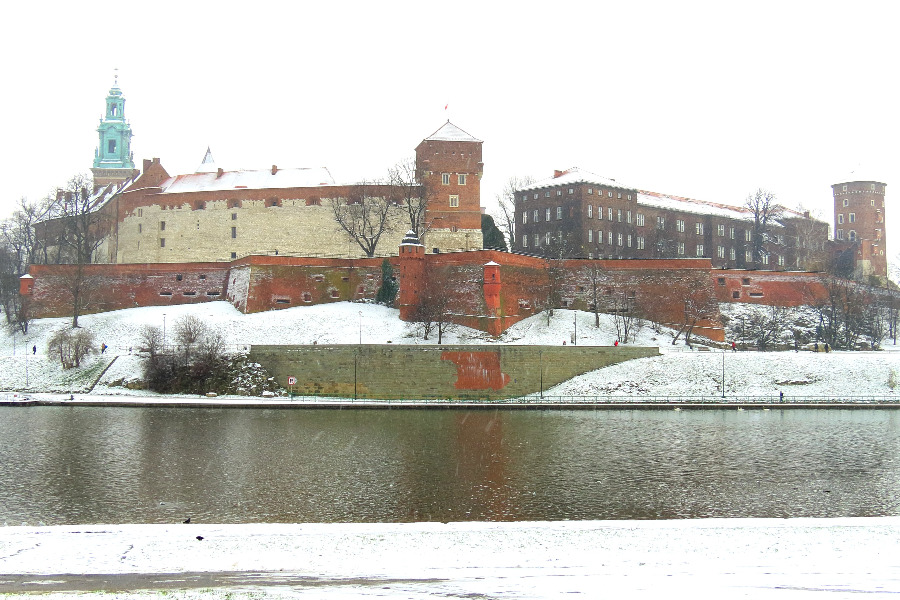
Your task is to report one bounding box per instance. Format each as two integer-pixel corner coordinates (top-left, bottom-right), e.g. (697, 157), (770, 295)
(91, 73), (137, 190)
(396, 230), (426, 323)
(832, 180), (887, 278)
(415, 121), (484, 252)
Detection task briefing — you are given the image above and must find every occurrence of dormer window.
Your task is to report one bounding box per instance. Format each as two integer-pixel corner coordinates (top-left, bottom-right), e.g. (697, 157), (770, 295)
(107, 139), (117, 154)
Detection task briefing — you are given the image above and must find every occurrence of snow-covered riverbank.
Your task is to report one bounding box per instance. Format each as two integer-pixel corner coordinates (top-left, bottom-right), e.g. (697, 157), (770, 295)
(1, 518), (899, 599)
(3, 301), (900, 398)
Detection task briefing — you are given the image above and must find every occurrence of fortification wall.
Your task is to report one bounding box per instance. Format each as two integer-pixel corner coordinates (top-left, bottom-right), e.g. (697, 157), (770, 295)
(249, 344), (659, 400)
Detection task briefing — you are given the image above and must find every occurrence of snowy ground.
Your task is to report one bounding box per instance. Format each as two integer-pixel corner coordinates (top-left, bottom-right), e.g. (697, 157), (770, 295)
(2, 301), (899, 398)
(0, 518), (898, 599)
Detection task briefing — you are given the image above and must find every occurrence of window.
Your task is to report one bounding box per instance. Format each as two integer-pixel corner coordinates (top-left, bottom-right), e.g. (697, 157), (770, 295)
(717, 224), (725, 236)
(837, 229), (844, 240)
(545, 191), (551, 198)
(556, 206), (562, 220)
(608, 208), (613, 220)
(449, 195), (459, 207)
(441, 173), (450, 185)
(617, 209), (622, 222)
(617, 192), (622, 199)
(717, 246), (725, 258)
(657, 216), (665, 229)
(627, 194), (632, 200)
(777, 254), (785, 266)
(729, 227), (735, 239)
(636, 236), (645, 250)
(870, 183), (876, 190)
(568, 188), (574, 194)
(730, 247), (736, 261)
(842, 185), (848, 192)
(608, 191), (613, 198)
(598, 206), (604, 220)
(107, 139), (117, 154)
(160, 238), (166, 248)
(761, 254), (769, 265)
(534, 193), (539, 199)
(588, 188), (593, 195)
(838, 214), (844, 224)
(871, 198), (876, 206)
(522, 236), (528, 248)
(534, 234), (540, 247)
(848, 230), (857, 241)
(677, 242), (685, 255)
(160, 221), (166, 231)
(522, 212), (528, 224)
(458, 174), (466, 185)
(745, 230), (752, 242)
(626, 210), (632, 224)
(745, 250), (753, 262)
(231, 252), (237, 259)
(617, 233), (623, 246)
(588, 205), (593, 218)
(695, 222), (704, 235)
(676, 219), (685, 233)
(849, 213), (856, 223)
(627, 234), (632, 248)
(557, 190), (562, 196)
(545, 232), (551, 245)
(138, 224), (142, 234)
(843, 198), (849, 207)
(231, 226), (237, 239)
(636, 213), (644, 227)
(598, 230), (604, 245)
(545, 208), (551, 221)
(588, 229), (593, 242)
(696, 244), (704, 256)
(608, 232), (613, 245)
(138, 208), (143, 217)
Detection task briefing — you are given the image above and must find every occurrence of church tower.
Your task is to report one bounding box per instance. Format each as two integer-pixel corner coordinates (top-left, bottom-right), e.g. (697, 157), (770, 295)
(91, 73), (137, 190)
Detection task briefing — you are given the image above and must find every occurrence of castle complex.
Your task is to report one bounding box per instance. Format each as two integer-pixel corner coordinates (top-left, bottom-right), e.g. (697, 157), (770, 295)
(21, 81), (889, 339)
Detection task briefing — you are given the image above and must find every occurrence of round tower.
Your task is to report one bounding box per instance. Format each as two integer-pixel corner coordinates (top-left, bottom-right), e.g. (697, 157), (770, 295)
(832, 180), (887, 278)
(397, 230), (426, 322)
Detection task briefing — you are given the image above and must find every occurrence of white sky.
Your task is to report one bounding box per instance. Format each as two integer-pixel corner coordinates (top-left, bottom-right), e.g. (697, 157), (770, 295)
(2, 1), (898, 259)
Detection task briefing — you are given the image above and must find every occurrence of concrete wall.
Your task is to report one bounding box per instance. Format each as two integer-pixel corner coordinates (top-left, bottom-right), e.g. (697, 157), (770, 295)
(248, 344), (659, 400)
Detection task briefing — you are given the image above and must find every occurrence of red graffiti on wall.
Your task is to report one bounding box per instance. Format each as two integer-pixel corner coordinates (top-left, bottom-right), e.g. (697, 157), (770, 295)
(441, 351), (511, 390)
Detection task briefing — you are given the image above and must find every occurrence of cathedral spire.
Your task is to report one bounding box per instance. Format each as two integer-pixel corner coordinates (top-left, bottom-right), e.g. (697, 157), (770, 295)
(91, 74), (137, 189)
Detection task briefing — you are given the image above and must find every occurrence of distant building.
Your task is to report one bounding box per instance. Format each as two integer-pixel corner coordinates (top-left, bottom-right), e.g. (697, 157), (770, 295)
(514, 167), (832, 272)
(90, 76), (138, 189)
(832, 181), (887, 278)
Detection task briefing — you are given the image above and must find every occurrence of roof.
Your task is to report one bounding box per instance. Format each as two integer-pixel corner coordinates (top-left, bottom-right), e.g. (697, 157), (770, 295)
(423, 121), (481, 143)
(159, 167), (337, 194)
(518, 167), (631, 193)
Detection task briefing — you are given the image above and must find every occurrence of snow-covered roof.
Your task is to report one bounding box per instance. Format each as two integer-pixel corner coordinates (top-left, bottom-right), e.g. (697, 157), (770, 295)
(160, 167), (337, 194)
(195, 148), (217, 174)
(518, 168), (632, 193)
(424, 121), (481, 143)
(636, 190), (754, 221)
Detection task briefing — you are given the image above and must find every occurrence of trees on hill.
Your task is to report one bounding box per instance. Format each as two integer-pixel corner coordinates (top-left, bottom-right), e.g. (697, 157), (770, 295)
(330, 181), (398, 258)
(745, 189), (783, 268)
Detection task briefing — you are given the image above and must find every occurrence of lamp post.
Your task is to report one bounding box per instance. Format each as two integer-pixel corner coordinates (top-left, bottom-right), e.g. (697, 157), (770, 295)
(722, 351), (726, 399)
(539, 350), (544, 399)
(163, 313), (167, 352)
(574, 312), (577, 346)
(358, 311), (362, 345)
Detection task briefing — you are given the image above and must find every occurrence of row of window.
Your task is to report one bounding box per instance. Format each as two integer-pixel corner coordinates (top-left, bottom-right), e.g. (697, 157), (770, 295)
(835, 229), (858, 241)
(441, 173), (467, 185)
(522, 188), (633, 202)
(837, 213), (856, 224)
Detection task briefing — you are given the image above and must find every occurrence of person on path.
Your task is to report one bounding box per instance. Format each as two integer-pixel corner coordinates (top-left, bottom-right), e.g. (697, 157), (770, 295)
(825, 343), (830, 353)
(814, 342), (819, 352)
(731, 341), (736, 352)
(32, 345), (36, 355)
(614, 340), (619, 347)
(780, 391), (784, 403)
(101, 343), (107, 354)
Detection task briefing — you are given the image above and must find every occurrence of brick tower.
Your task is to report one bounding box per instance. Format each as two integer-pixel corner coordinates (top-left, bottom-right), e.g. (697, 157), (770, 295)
(91, 72), (138, 190)
(415, 121), (484, 252)
(832, 180), (887, 278)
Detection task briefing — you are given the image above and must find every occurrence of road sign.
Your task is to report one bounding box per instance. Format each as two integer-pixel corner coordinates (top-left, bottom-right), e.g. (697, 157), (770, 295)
(287, 376), (297, 385)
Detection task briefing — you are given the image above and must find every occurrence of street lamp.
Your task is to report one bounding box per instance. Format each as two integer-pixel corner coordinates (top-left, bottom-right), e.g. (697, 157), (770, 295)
(574, 312), (577, 346)
(163, 313), (167, 351)
(358, 311), (362, 345)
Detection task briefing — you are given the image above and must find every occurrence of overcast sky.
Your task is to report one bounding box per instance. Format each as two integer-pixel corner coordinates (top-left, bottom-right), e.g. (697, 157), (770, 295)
(2, 1), (897, 259)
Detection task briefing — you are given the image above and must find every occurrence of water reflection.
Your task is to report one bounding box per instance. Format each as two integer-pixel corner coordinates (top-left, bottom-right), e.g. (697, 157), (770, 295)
(1, 407), (898, 525)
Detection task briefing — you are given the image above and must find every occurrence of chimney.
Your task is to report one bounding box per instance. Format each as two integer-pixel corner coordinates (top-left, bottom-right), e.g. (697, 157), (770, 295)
(217, 168), (224, 178)
(804, 210), (810, 219)
(554, 170), (564, 178)
(271, 165), (278, 175)
(143, 158), (152, 172)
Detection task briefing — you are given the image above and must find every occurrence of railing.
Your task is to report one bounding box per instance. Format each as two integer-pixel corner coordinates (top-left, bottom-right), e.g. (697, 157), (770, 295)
(274, 394), (900, 405)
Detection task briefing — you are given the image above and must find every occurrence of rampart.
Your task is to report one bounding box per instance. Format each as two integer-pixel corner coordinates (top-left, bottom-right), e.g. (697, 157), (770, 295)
(248, 344), (659, 400)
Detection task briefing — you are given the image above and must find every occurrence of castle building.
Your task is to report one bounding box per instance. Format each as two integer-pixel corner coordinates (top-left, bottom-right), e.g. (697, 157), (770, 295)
(39, 85), (486, 264)
(514, 168), (831, 272)
(832, 180), (887, 278)
(90, 75), (138, 189)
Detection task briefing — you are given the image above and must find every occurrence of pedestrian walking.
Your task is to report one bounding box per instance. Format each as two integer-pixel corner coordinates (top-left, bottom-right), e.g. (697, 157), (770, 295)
(779, 391), (784, 403)
(32, 345), (36, 355)
(101, 343), (107, 354)
(731, 341), (736, 352)
(824, 343), (830, 353)
(614, 340), (619, 347)
(814, 342), (819, 352)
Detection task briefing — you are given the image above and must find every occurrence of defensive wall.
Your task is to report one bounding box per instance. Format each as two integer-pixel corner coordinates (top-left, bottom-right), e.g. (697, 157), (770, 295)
(248, 344), (659, 400)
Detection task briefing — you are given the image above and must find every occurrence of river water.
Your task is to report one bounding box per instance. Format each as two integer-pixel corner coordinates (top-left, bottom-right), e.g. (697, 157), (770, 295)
(1, 407), (898, 525)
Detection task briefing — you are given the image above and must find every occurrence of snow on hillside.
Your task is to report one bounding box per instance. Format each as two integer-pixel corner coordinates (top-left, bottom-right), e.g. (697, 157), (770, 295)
(1, 301), (897, 397)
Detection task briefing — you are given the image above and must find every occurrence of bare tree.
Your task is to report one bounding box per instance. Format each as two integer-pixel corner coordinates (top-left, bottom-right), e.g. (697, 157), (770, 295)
(47, 327), (95, 369)
(388, 158), (431, 239)
(174, 314), (207, 363)
(610, 289), (641, 344)
(539, 232), (573, 325)
(584, 263), (607, 327)
(671, 283), (718, 346)
(413, 267), (458, 343)
(745, 189), (783, 268)
(495, 175), (535, 250)
(331, 181), (398, 257)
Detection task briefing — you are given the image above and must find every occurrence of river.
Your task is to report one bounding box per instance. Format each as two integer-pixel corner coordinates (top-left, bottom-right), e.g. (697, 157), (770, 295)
(1, 406), (898, 524)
